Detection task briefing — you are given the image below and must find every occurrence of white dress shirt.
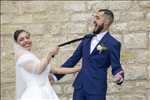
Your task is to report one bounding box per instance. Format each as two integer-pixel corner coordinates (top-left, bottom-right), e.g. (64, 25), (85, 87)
(90, 31), (108, 54)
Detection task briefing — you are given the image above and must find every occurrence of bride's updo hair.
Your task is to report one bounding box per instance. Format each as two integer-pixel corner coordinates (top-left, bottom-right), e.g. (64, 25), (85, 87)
(14, 29), (30, 42)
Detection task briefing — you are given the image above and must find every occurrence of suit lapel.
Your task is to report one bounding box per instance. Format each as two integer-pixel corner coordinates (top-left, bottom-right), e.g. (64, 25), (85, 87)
(83, 36), (92, 57)
(90, 32), (109, 56)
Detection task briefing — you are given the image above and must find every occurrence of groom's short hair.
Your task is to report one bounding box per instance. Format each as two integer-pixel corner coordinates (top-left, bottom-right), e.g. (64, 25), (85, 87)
(98, 9), (114, 25)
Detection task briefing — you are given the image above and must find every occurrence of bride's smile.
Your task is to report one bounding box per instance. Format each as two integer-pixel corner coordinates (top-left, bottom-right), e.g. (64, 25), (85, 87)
(17, 31), (32, 51)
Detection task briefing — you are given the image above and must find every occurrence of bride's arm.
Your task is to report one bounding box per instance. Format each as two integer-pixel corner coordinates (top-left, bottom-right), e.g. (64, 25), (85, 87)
(35, 47), (59, 74)
(17, 47), (59, 74)
(51, 66), (81, 74)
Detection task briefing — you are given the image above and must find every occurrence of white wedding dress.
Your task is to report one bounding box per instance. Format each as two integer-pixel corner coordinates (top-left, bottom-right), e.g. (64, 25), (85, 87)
(16, 52), (59, 100)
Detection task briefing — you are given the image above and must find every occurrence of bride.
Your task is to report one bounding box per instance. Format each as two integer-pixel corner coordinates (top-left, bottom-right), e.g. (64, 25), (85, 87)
(14, 29), (81, 100)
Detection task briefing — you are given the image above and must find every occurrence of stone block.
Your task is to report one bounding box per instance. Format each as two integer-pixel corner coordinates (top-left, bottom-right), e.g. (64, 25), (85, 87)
(47, 11), (70, 22)
(11, 14), (33, 24)
(121, 94), (146, 100)
(52, 83), (63, 94)
(124, 33), (147, 49)
(149, 32), (150, 47)
(59, 96), (68, 100)
(121, 50), (150, 64)
(63, 1), (86, 12)
(87, 1), (109, 11)
(120, 80), (148, 93)
(1, 37), (15, 84)
(108, 80), (148, 94)
(106, 94), (120, 100)
(108, 1), (131, 10)
(62, 22), (87, 34)
(1, 58), (15, 83)
(148, 89), (150, 100)
(20, 1), (48, 13)
(32, 13), (48, 23)
(23, 24), (46, 35)
(59, 95), (72, 100)
(1, 14), (14, 24)
(139, 1), (150, 8)
(111, 23), (127, 33)
(1, 1), (18, 14)
(1, 83), (16, 100)
(146, 12), (150, 21)
(127, 21), (149, 32)
(112, 10), (145, 22)
(124, 64), (147, 80)
(129, 1), (144, 11)
(1, 24), (46, 35)
(45, 23), (63, 35)
(148, 65), (150, 80)
(116, 11), (144, 22)
(107, 82), (120, 94)
(71, 13), (91, 22)
(1, 25), (25, 35)
(63, 84), (74, 94)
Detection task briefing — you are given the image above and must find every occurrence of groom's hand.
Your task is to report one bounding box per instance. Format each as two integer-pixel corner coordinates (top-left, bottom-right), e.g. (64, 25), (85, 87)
(114, 71), (124, 85)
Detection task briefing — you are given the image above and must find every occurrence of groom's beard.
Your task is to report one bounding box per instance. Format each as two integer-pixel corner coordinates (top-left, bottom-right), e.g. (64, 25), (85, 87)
(93, 22), (104, 35)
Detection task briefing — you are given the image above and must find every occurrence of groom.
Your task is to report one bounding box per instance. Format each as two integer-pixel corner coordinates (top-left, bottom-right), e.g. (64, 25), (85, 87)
(52, 9), (124, 100)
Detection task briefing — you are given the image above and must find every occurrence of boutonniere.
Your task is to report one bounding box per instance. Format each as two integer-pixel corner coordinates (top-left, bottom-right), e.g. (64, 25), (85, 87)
(97, 44), (108, 53)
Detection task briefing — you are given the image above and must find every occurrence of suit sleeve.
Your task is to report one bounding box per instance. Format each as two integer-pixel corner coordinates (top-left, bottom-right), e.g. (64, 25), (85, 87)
(110, 42), (123, 76)
(54, 40), (83, 80)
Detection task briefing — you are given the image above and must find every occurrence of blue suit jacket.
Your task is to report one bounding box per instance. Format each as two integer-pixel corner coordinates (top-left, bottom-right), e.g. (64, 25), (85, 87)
(55, 32), (123, 95)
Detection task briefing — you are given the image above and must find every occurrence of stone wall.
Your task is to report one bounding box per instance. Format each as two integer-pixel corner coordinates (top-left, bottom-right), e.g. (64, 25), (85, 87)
(1, 1), (150, 100)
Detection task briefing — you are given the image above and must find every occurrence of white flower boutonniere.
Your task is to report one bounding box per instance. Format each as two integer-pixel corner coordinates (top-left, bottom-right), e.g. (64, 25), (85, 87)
(97, 44), (107, 53)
